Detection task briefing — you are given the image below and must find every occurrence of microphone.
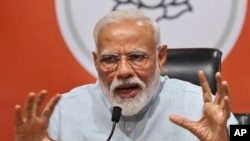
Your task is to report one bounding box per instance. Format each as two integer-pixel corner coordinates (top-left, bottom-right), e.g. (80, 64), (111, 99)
(107, 106), (122, 141)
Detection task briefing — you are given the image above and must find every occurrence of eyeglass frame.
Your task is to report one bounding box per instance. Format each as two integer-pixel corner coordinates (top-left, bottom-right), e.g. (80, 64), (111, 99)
(96, 50), (154, 71)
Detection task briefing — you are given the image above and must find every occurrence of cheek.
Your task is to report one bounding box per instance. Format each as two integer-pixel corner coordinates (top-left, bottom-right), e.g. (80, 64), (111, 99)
(98, 68), (115, 87)
(136, 65), (156, 84)
(136, 69), (154, 84)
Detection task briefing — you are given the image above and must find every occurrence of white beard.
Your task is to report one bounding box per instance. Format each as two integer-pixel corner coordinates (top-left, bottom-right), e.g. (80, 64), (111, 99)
(99, 66), (160, 116)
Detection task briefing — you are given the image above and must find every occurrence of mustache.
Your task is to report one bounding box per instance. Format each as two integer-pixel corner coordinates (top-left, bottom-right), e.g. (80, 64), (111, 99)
(110, 77), (145, 93)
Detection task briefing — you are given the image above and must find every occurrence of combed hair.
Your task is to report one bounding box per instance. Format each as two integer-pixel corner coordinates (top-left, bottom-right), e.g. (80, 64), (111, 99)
(93, 8), (161, 49)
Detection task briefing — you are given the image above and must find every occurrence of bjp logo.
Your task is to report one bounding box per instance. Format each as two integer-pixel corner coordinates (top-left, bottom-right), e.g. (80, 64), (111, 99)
(112, 0), (192, 21)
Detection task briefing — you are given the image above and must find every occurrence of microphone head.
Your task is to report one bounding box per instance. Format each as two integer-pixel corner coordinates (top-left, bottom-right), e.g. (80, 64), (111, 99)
(111, 106), (122, 122)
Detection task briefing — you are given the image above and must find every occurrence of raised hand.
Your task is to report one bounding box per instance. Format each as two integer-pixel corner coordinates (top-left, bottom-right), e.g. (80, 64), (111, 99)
(14, 90), (61, 141)
(169, 70), (231, 141)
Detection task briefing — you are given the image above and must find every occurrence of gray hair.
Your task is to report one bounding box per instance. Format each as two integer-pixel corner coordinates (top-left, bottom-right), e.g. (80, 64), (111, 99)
(93, 9), (161, 49)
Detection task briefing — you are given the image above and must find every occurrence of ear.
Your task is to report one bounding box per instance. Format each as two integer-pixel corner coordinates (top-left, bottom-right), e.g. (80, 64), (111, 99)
(92, 51), (98, 71)
(157, 45), (167, 74)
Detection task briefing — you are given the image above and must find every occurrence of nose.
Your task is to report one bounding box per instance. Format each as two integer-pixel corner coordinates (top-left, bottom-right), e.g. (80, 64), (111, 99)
(116, 57), (134, 79)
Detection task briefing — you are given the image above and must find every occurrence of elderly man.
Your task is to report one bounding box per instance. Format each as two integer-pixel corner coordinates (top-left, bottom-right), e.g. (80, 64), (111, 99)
(15, 9), (238, 141)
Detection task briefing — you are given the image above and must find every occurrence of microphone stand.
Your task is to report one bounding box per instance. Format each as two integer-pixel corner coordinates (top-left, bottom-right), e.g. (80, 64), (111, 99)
(106, 106), (122, 141)
(107, 121), (117, 141)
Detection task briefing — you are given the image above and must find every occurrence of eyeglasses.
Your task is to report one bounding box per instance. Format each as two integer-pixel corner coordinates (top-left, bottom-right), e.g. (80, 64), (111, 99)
(98, 52), (151, 70)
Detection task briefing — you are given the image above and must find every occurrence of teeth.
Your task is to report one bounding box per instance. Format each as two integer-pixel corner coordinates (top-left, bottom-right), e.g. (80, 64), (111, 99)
(116, 85), (138, 92)
(120, 89), (132, 92)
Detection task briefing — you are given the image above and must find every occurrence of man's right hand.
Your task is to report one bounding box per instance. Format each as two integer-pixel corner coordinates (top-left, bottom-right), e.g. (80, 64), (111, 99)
(14, 90), (61, 141)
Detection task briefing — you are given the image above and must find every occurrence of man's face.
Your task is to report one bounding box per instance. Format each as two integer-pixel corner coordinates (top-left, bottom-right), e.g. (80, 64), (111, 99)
(93, 20), (165, 116)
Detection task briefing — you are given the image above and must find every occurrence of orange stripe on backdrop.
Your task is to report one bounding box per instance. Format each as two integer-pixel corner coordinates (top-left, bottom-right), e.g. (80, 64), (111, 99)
(223, 2), (250, 113)
(0, 0), (95, 140)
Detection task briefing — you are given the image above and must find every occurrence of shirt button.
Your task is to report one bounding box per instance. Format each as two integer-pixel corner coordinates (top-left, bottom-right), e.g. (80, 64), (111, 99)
(127, 127), (132, 132)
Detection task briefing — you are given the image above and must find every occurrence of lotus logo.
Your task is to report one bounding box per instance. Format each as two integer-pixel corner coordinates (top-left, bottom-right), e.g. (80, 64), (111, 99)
(55, 0), (247, 77)
(112, 0), (192, 21)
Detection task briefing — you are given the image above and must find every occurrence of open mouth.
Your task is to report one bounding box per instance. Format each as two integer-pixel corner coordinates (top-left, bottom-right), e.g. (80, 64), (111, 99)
(114, 83), (141, 98)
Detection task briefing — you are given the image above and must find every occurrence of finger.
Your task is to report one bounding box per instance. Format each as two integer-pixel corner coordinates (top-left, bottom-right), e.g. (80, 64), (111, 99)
(24, 92), (36, 120)
(169, 114), (197, 134)
(42, 94), (61, 119)
(214, 72), (225, 104)
(216, 81), (230, 107)
(33, 90), (47, 116)
(222, 80), (231, 99)
(220, 96), (231, 119)
(14, 105), (23, 127)
(198, 70), (212, 102)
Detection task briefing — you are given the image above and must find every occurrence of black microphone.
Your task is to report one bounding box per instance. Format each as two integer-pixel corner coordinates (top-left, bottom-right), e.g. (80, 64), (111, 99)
(107, 106), (122, 141)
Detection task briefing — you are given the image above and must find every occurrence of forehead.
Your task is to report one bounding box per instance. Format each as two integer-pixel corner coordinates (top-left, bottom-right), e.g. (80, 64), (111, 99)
(97, 20), (156, 53)
(100, 20), (153, 35)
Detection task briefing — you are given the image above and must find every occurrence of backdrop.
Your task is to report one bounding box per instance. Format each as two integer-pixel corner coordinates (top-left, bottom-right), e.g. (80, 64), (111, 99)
(0, 0), (249, 140)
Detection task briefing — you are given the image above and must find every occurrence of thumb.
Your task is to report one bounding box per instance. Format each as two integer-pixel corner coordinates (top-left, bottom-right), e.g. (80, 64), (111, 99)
(169, 114), (196, 132)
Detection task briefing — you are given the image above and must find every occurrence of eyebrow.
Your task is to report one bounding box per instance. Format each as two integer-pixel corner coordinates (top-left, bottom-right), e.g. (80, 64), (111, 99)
(131, 48), (147, 53)
(99, 48), (148, 56)
(99, 50), (116, 56)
